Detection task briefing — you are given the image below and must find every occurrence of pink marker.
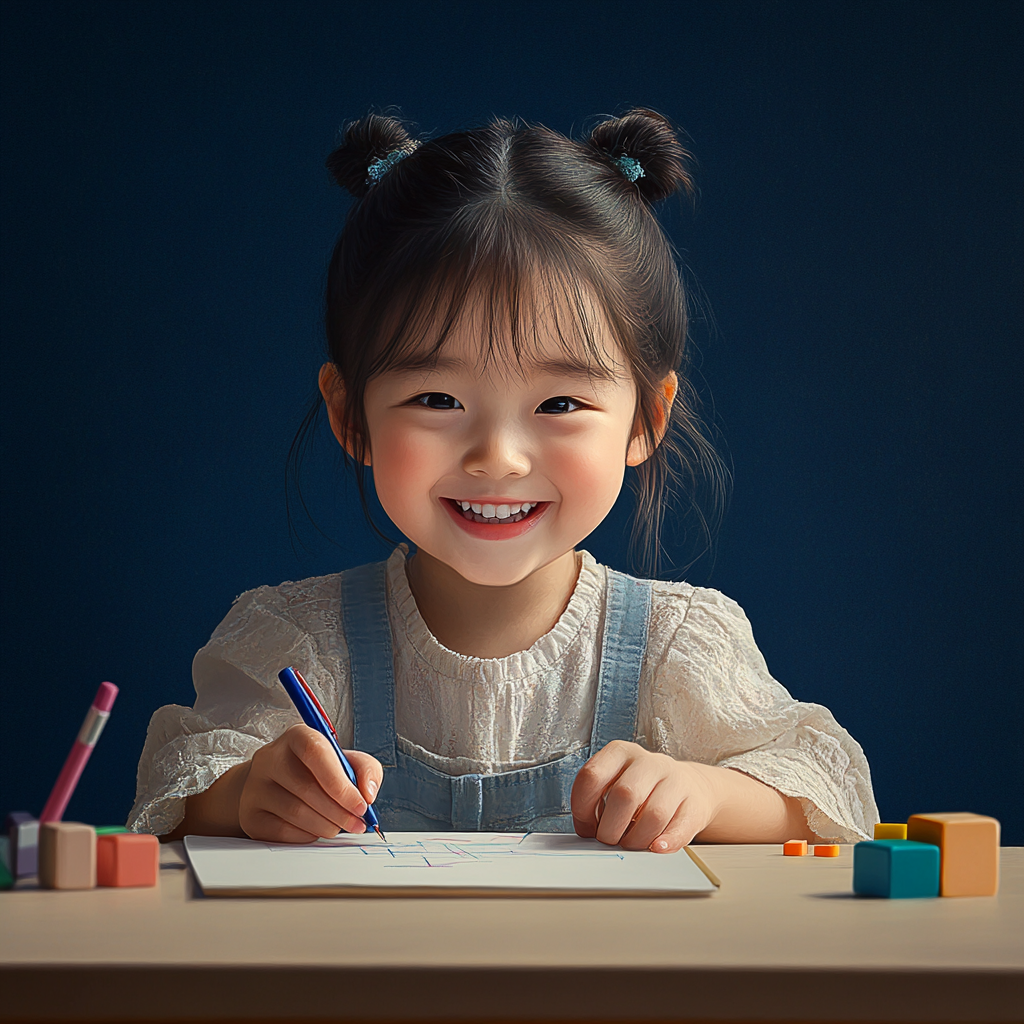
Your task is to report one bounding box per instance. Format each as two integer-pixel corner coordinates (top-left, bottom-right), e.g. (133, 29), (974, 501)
(39, 681), (119, 823)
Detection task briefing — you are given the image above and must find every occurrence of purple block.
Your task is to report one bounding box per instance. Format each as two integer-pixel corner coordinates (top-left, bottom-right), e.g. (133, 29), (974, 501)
(6, 811), (40, 878)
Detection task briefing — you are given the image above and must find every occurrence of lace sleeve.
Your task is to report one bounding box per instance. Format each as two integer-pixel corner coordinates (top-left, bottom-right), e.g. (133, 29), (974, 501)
(639, 585), (879, 843)
(126, 583), (338, 836)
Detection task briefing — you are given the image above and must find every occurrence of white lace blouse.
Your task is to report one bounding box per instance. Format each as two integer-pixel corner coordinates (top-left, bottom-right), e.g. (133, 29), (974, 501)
(128, 545), (879, 841)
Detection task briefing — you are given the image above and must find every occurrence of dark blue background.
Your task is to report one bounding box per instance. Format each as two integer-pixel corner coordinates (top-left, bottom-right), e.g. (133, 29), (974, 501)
(2, 2), (1021, 842)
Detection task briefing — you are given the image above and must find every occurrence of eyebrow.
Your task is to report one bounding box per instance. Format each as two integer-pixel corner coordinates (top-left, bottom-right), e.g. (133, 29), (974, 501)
(388, 354), (621, 384)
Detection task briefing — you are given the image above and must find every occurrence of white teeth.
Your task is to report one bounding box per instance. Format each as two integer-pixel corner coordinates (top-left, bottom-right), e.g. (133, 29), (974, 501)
(452, 499), (539, 521)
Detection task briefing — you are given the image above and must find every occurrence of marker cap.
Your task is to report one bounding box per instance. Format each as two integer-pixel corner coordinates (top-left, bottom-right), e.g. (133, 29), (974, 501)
(93, 682), (119, 713)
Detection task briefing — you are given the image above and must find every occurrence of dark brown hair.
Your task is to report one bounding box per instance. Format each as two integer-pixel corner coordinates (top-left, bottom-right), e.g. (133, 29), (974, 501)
(289, 108), (729, 578)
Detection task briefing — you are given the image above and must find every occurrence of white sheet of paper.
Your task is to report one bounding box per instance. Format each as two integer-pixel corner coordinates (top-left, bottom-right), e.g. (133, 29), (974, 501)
(184, 832), (718, 897)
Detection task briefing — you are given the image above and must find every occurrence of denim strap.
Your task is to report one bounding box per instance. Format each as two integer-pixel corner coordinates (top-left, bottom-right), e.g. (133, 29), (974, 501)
(340, 560), (398, 767)
(450, 774), (485, 829)
(589, 569), (652, 752)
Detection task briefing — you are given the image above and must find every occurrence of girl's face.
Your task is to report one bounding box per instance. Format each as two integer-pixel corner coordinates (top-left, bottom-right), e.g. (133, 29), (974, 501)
(324, 299), (673, 588)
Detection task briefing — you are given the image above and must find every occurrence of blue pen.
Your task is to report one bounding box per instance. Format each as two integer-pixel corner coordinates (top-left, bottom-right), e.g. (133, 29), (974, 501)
(277, 666), (387, 843)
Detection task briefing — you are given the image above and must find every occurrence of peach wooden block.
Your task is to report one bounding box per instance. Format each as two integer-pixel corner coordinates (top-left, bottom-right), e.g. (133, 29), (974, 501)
(97, 832), (159, 887)
(38, 822), (96, 890)
(783, 840), (808, 856)
(907, 812), (1000, 896)
(813, 844), (840, 857)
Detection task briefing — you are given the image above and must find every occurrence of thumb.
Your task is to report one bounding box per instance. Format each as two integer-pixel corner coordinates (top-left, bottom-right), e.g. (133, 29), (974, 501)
(343, 750), (384, 804)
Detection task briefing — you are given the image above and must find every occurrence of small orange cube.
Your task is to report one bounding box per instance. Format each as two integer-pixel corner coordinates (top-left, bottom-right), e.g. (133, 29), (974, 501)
(783, 839), (808, 856)
(813, 844), (840, 857)
(96, 832), (159, 887)
(906, 812), (1000, 897)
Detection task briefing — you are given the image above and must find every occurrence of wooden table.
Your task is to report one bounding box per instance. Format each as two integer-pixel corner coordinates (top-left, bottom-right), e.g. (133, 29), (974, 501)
(2, 842), (1021, 1022)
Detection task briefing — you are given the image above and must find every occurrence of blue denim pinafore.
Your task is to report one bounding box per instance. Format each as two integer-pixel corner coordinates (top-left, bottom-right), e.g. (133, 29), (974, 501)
(340, 558), (653, 833)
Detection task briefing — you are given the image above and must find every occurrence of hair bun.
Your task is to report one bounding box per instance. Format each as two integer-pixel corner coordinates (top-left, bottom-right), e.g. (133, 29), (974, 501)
(588, 108), (696, 204)
(326, 111), (419, 198)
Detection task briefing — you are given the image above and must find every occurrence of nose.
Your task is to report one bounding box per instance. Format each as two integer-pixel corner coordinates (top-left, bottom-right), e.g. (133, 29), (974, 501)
(460, 413), (532, 481)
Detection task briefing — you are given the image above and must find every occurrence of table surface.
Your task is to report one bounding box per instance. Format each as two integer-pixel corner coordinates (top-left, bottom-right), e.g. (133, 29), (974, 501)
(2, 842), (1021, 1023)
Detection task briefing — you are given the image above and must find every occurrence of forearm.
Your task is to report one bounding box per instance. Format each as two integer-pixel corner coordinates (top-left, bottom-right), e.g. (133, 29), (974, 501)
(695, 764), (816, 843)
(164, 761), (251, 841)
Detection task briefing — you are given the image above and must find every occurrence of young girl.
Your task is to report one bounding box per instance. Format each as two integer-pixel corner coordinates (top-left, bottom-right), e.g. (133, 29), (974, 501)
(129, 109), (878, 852)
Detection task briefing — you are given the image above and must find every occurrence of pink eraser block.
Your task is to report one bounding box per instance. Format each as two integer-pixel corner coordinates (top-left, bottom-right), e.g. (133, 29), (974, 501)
(93, 681), (119, 712)
(97, 832), (159, 887)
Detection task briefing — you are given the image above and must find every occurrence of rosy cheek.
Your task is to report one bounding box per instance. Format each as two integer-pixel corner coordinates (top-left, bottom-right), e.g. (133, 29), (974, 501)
(371, 426), (442, 515)
(381, 436), (426, 479)
(550, 439), (621, 487)
(548, 439), (626, 518)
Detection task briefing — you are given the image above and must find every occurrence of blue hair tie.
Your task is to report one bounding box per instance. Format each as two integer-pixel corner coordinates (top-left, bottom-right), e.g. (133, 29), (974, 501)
(366, 148), (411, 186)
(612, 154), (645, 183)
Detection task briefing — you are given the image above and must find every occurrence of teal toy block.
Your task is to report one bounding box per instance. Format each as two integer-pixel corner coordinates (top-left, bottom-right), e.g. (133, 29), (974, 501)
(0, 836), (12, 889)
(853, 839), (940, 898)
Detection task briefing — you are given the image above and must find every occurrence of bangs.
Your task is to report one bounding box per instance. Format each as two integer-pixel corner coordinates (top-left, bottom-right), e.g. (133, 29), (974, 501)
(353, 212), (635, 388)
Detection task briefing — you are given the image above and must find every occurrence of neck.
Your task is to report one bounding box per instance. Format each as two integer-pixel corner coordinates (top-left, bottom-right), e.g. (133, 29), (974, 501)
(404, 548), (581, 659)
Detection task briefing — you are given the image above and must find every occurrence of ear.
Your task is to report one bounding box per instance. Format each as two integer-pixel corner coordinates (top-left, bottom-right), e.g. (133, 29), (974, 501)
(626, 371), (677, 467)
(318, 363), (370, 466)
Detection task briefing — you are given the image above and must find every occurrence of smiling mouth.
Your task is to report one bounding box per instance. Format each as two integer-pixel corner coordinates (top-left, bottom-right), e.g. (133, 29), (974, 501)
(443, 498), (546, 525)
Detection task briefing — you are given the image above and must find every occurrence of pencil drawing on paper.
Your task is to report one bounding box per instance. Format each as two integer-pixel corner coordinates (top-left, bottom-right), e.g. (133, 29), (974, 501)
(267, 832), (627, 869)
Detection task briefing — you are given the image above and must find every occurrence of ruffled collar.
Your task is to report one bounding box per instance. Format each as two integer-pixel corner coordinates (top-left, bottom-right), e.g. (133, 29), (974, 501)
(385, 545), (605, 682)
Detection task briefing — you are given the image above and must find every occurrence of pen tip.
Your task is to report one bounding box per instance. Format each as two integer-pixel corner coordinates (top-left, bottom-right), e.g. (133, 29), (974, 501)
(375, 826), (388, 844)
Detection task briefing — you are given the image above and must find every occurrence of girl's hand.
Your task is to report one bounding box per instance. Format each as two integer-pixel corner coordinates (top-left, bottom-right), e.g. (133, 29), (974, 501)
(571, 741), (722, 853)
(237, 724), (383, 844)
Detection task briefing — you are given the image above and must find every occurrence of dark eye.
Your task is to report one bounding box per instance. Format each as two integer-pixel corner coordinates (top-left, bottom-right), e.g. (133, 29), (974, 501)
(536, 396), (581, 414)
(413, 393), (463, 410)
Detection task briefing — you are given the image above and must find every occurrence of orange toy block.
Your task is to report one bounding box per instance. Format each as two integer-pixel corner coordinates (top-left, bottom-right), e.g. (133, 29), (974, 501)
(814, 844), (840, 857)
(97, 832), (159, 887)
(38, 822), (96, 890)
(783, 839), (808, 856)
(906, 812), (1000, 896)
(874, 823), (907, 840)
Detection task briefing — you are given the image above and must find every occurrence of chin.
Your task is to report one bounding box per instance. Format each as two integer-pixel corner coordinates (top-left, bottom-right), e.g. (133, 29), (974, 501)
(450, 559), (534, 589)
(448, 546), (571, 589)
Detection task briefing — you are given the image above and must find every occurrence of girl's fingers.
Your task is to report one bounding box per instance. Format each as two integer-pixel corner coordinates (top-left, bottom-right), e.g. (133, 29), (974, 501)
(241, 777), (361, 841)
(264, 778), (364, 837)
(243, 808), (320, 844)
(342, 749), (384, 804)
(594, 758), (662, 847)
(270, 762), (367, 834)
(285, 726), (367, 818)
(570, 741), (637, 837)
(648, 802), (703, 854)
(616, 778), (684, 851)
